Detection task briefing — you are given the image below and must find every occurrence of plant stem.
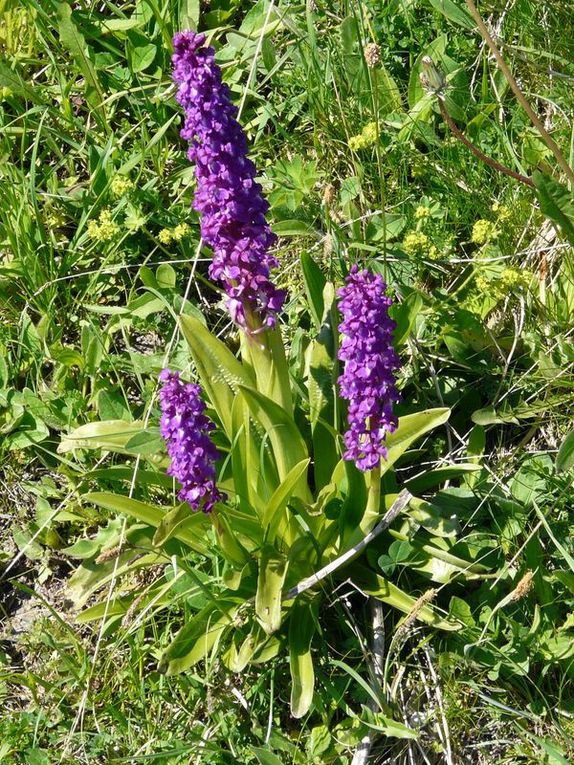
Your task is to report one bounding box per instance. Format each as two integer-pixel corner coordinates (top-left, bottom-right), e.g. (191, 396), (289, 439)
(465, 0), (574, 187)
(438, 98), (534, 188)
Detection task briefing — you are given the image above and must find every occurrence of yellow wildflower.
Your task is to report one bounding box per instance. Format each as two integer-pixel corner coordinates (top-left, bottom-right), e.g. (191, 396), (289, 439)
(414, 205), (430, 221)
(402, 231), (429, 256)
(471, 219), (497, 245)
(88, 208), (120, 242)
(111, 175), (134, 197)
(172, 223), (190, 241)
(158, 228), (173, 245)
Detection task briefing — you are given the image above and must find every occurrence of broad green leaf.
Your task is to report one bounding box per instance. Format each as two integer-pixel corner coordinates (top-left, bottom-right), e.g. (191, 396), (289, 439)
(86, 492), (209, 554)
(242, 326), (292, 414)
(159, 600), (239, 674)
(533, 171), (574, 246)
(289, 599), (316, 718)
(256, 546), (288, 634)
(251, 748), (284, 765)
(391, 291), (423, 347)
(153, 504), (209, 548)
(263, 458), (310, 544)
(384, 408), (450, 472)
(56, 3), (106, 126)
(405, 497), (458, 537)
(180, 314), (253, 438)
(427, 0), (475, 29)
(307, 326), (338, 491)
(179, 0), (200, 28)
(300, 252), (326, 331)
(352, 565), (460, 630)
(213, 512), (251, 568)
(556, 430), (574, 473)
(405, 463), (480, 493)
(239, 386), (310, 498)
(58, 420), (148, 455)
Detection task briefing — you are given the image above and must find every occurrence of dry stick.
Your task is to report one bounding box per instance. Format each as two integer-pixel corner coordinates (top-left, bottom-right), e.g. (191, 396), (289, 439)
(351, 599), (386, 765)
(284, 489), (412, 601)
(437, 97), (534, 188)
(465, 0), (574, 188)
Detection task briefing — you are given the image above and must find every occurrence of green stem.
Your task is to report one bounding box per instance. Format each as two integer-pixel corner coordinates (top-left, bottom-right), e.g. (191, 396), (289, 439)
(362, 463), (382, 534)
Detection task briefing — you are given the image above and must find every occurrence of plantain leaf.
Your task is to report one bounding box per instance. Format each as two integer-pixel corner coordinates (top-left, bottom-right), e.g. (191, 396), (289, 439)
(263, 458), (310, 545)
(86, 492), (209, 554)
(158, 599), (239, 674)
(255, 546), (288, 634)
(58, 420), (158, 456)
(301, 252), (326, 331)
(289, 599), (316, 718)
(384, 408), (451, 472)
(239, 386), (310, 499)
(56, 3), (106, 127)
(556, 430), (574, 473)
(427, 0), (475, 29)
(533, 171), (574, 246)
(180, 314), (254, 438)
(352, 565), (460, 630)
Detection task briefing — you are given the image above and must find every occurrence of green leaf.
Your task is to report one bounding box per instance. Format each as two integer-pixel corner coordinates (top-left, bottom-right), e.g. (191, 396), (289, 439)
(256, 546), (288, 634)
(58, 420), (150, 455)
(533, 171), (574, 246)
(300, 252), (326, 331)
(56, 3), (106, 125)
(159, 600), (239, 674)
(391, 291), (423, 346)
(289, 599), (316, 718)
(251, 748), (284, 765)
(0, 61), (43, 103)
(556, 430), (574, 473)
(427, 0), (475, 29)
(405, 463), (480, 493)
(127, 31), (158, 73)
(180, 314), (253, 438)
(239, 386), (309, 497)
(153, 504), (209, 548)
(179, 0), (200, 28)
(86, 492), (209, 554)
(352, 565), (460, 630)
(124, 429), (164, 455)
(384, 408), (451, 472)
(263, 458), (310, 544)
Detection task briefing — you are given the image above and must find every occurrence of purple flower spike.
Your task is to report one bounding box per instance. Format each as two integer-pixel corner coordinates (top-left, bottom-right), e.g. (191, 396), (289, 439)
(337, 266), (401, 472)
(172, 30), (286, 331)
(159, 369), (225, 512)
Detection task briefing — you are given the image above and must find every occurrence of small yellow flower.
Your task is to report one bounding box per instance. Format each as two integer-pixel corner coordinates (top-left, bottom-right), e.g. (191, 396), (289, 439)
(88, 208), (120, 242)
(111, 175), (134, 198)
(414, 205), (430, 221)
(428, 245), (440, 260)
(402, 231), (429, 256)
(172, 223), (190, 241)
(349, 122), (378, 151)
(471, 219), (497, 245)
(158, 228), (173, 244)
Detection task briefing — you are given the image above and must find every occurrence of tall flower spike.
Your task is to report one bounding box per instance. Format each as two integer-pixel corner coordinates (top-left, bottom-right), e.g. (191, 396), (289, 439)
(159, 369), (225, 512)
(172, 30), (285, 331)
(337, 266), (401, 471)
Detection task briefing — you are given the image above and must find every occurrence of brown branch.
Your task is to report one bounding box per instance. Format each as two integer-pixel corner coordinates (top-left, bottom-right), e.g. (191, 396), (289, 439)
(438, 97), (534, 188)
(465, 0), (574, 187)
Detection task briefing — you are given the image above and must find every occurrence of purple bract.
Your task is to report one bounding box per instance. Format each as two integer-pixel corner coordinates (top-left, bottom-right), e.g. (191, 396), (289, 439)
(337, 266), (400, 471)
(158, 369), (224, 512)
(172, 30), (285, 331)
